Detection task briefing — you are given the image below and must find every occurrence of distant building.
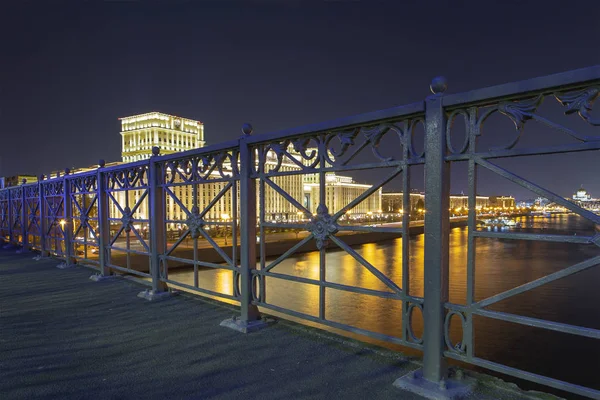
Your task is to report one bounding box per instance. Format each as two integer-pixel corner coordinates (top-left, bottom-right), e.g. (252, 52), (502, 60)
(304, 173), (381, 217)
(489, 196), (516, 209)
(119, 112), (205, 162)
(1, 175), (38, 188)
(571, 186), (600, 211)
(573, 186), (592, 202)
(382, 192), (492, 214)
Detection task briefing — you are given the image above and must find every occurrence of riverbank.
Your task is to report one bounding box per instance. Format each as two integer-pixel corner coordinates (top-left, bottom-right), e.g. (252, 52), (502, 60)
(107, 218), (469, 272)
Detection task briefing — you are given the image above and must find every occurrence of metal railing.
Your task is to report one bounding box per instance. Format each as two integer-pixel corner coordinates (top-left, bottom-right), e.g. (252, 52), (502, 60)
(1, 65), (599, 399)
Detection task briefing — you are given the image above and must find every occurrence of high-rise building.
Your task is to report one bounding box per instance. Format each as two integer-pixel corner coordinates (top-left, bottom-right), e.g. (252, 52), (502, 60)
(119, 112), (205, 162)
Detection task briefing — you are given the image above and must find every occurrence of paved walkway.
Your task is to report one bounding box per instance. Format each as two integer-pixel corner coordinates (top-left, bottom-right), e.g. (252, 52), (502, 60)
(0, 248), (560, 400)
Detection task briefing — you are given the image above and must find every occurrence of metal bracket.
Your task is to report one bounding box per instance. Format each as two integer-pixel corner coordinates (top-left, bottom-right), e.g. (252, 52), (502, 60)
(89, 273), (121, 282)
(137, 289), (176, 302)
(220, 316), (276, 333)
(393, 368), (474, 400)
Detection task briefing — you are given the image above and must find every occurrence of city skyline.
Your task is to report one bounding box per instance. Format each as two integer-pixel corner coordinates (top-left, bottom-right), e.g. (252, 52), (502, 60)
(1, 1), (599, 200)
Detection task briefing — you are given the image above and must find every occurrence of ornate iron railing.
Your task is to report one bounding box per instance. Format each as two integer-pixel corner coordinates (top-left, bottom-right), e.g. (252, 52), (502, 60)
(1, 65), (599, 399)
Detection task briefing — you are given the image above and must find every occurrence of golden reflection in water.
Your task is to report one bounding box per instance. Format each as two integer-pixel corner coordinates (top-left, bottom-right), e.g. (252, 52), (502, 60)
(214, 269), (233, 297)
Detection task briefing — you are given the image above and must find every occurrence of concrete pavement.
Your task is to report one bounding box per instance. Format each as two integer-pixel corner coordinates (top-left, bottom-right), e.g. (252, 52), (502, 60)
(0, 248), (562, 400)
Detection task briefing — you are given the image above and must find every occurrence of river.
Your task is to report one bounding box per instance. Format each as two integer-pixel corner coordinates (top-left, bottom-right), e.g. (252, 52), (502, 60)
(165, 214), (600, 395)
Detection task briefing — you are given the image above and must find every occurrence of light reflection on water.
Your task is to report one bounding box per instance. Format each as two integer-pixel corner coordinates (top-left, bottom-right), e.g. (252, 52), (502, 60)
(164, 214), (600, 391)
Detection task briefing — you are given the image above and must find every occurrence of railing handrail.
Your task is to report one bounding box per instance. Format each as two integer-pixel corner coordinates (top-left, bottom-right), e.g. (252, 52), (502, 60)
(153, 138), (241, 163)
(443, 64), (600, 108)
(246, 101), (424, 145)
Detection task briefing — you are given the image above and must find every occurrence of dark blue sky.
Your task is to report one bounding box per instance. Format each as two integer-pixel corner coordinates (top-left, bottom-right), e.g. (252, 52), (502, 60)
(1, 0), (599, 200)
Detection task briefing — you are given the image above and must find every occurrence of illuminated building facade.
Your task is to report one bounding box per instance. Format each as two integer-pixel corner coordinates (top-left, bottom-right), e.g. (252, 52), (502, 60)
(573, 186), (592, 202)
(382, 192), (513, 214)
(571, 186), (600, 211)
(119, 112), (205, 162)
(1, 175), (38, 188)
(303, 173), (382, 217)
(489, 196), (516, 209)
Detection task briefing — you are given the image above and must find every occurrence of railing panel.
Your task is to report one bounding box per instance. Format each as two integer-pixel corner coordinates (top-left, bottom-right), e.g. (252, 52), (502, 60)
(0, 189), (10, 242)
(442, 69), (600, 398)
(155, 146), (241, 302)
(9, 186), (24, 245)
(40, 179), (65, 256)
(104, 162), (151, 277)
(24, 184), (41, 250)
(67, 172), (100, 269)
(247, 112), (427, 349)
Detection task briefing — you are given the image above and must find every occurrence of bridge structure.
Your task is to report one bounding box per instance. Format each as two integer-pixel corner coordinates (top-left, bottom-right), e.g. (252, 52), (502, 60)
(1, 65), (600, 399)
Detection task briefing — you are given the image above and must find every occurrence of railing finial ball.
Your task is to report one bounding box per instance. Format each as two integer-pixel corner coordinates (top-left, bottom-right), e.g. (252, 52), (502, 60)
(430, 76), (448, 95)
(98, 159), (106, 168)
(242, 123), (253, 136)
(22, 178), (27, 184)
(39, 174), (45, 181)
(64, 168), (71, 175)
(152, 146), (160, 156)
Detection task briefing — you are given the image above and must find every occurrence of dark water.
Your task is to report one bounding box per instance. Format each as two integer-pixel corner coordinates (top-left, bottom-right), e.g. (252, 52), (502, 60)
(166, 214), (600, 395)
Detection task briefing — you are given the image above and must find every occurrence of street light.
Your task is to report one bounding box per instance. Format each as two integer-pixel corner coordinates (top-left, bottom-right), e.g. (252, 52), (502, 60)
(221, 214), (230, 245)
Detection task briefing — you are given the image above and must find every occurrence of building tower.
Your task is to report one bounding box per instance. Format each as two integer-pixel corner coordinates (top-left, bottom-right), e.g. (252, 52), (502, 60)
(119, 112), (205, 162)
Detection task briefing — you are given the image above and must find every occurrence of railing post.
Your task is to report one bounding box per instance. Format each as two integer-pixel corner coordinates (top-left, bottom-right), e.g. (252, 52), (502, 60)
(395, 77), (472, 397)
(21, 179), (28, 251)
(220, 124), (270, 333)
(61, 169), (74, 267)
(7, 187), (13, 244)
(137, 148), (170, 300)
(96, 160), (111, 276)
(39, 176), (47, 257)
(422, 77), (450, 383)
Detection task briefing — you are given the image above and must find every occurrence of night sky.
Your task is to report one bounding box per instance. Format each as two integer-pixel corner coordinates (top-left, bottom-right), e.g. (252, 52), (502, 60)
(1, 0), (599, 201)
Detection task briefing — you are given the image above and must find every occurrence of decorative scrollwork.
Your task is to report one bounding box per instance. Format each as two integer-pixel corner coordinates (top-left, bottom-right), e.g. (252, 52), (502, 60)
(79, 215), (90, 229)
(327, 128), (359, 159)
(10, 187), (23, 199)
(362, 124), (404, 162)
(498, 96), (542, 131)
(163, 150), (239, 184)
(482, 96), (543, 150)
(406, 302), (424, 344)
(323, 124), (405, 166)
(306, 204), (338, 249)
(70, 175), (97, 194)
(446, 110), (472, 155)
(291, 137), (318, 166)
(407, 118), (426, 158)
(555, 87), (600, 126)
(28, 212), (38, 226)
(120, 206), (134, 233)
(107, 165), (147, 189)
(258, 139), (322, 175)
(185, 206), (205, 238)
(444, 310), (467, 354)
(24, 185), (39, 199)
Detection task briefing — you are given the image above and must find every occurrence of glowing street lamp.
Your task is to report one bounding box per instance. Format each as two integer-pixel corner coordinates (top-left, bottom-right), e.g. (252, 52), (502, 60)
(221, 214), (230, 245)
(60, 219), (66, 230)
